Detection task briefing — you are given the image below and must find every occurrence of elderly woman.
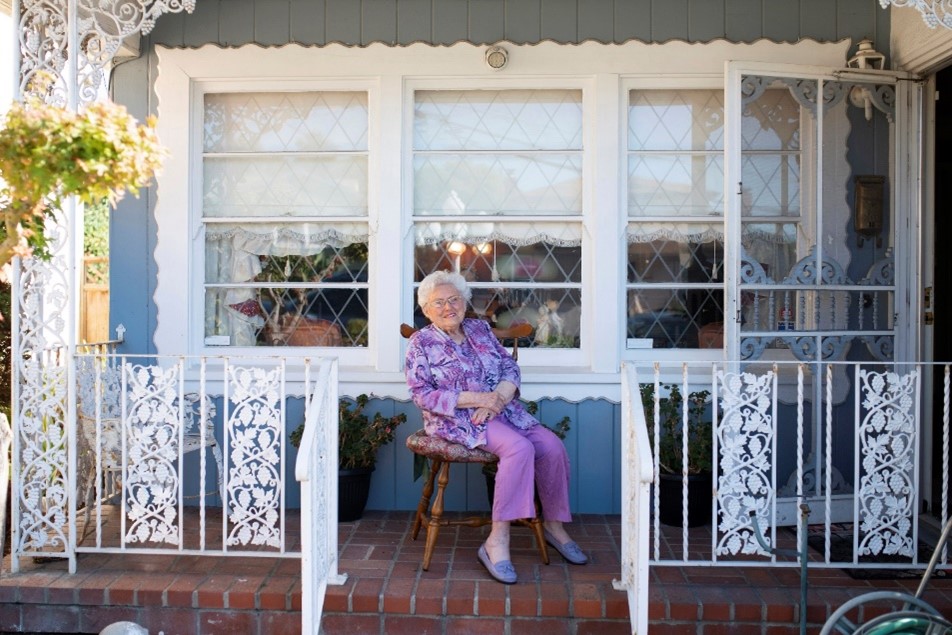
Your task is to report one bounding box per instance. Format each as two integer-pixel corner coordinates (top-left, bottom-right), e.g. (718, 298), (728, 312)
(405, 270), (587, 585)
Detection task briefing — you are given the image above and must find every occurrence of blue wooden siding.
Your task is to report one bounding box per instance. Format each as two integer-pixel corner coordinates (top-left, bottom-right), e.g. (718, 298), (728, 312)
(277, 397), (623, 514)
(110, 0), (890, 514)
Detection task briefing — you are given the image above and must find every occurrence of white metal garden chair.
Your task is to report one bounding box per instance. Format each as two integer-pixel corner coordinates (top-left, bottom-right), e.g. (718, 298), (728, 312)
(76, 355), (224, 526)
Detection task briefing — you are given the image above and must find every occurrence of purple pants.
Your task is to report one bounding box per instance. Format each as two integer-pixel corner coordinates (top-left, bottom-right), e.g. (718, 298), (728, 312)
(483, 418), (572, 523)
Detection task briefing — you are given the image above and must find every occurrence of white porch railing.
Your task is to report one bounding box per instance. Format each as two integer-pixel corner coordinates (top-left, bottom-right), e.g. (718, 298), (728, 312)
(10, 349), (343, 631)
(616, 359), (952, 633)
(612, 363), (653, 634)
(295, 357), (346, 634)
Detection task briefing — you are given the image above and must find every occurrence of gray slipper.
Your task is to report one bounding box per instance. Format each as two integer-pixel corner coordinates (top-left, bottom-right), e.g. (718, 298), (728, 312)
(544, 529), (588, 565)
(477, 543), (517, 584)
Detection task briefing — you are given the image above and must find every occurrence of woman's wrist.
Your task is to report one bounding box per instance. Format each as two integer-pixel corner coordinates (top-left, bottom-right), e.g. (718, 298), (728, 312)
(495, 382), (516, 403)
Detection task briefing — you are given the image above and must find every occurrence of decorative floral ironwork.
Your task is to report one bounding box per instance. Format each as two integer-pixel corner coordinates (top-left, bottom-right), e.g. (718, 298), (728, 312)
(124, 363), (182, 545)
(881, 0), (952, 30)
(715, 370), (775, 557)
(11, 0), (196, 568)
(226, 365), (283, 548)
(857, 368), (918, 558)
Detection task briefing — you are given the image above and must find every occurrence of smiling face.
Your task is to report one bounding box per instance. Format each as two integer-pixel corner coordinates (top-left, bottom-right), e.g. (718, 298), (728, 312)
(422, 283), (466, 334)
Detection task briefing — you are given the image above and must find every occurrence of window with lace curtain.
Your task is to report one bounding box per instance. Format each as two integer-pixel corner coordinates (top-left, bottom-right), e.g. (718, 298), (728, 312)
(412, 89), (583, 349)
(201, 92), (370, 347)
(626, 88), (801, 350)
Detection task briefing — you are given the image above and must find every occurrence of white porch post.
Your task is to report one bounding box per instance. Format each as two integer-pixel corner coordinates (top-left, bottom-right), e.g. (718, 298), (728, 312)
(8, 0), (195, 574)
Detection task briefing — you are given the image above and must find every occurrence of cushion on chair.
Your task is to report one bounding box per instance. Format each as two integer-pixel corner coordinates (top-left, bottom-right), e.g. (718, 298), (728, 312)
(405, 429), (498, 464)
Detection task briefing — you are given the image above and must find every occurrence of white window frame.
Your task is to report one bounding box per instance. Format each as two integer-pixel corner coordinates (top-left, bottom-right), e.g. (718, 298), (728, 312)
(622, 77), (728, 364)
(196, 83), (375, 356)
(405, 78), (593, 369)
(153, 41), (852, 399)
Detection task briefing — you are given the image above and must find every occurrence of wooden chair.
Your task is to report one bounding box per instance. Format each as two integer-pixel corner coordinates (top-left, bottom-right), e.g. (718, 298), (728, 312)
(401, 321), (549, 571)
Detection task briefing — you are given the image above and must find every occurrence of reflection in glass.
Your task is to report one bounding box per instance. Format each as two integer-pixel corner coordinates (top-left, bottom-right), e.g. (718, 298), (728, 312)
(413, 239), (581, 348)
(205, 241), (369, 348)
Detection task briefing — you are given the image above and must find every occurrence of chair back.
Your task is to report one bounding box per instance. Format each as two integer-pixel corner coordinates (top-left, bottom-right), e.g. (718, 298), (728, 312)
(400, 321), (532, 361)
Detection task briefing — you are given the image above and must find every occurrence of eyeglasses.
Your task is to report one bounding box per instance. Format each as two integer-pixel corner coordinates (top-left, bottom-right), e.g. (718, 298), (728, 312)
(427, 295), (464, 310)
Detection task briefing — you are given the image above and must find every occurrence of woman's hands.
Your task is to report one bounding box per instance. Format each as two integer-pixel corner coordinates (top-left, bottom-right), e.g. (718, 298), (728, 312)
(460, 381), (518, 424)
(472, 407), (495, 424)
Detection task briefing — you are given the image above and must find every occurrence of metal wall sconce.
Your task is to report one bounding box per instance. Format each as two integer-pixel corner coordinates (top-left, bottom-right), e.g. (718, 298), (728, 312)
(846, 39), (887, 121)
(485, 46), (508, 71)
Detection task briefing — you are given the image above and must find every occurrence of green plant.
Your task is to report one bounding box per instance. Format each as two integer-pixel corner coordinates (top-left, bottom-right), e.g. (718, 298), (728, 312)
(640, 383), (713, 475)
(345, 318), (368, 347)
(290, 394), (406, 470)
(0, 72), (164, 264)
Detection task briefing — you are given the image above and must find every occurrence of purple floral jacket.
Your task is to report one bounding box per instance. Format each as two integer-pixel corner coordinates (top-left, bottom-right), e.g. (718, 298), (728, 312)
(405, 318), (539, 449)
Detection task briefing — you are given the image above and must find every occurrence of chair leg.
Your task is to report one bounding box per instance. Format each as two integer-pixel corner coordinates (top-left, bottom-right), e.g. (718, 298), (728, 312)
(411, 458), (440, 541)
(422, 461), (451, 571)
(528, 516), (550, 565)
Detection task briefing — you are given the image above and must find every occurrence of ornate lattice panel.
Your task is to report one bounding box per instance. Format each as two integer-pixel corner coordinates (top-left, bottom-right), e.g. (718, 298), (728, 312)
(225, 364), (284, 548)
(123, 363), (184, 545)
(857, 368), (919, 559)
(15, 358), (68, 554)
(14, 231), (70, 557)
(715, 369), (776, 557)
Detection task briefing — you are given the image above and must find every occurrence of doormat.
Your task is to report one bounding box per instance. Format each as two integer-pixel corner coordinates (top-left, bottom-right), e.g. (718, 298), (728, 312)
(799, 525), (950, 581)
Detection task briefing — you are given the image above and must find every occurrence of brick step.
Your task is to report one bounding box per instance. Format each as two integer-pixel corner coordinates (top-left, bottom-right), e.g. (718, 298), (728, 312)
(2, 511), (952, 634)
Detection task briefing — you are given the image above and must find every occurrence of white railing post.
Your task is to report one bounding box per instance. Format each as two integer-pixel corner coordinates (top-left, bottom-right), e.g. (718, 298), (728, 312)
(295, 358), (345, 635)
(613, 363), (653, 634)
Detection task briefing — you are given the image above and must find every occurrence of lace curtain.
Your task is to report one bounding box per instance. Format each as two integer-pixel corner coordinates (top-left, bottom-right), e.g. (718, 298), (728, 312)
(205, 223), (368, 345)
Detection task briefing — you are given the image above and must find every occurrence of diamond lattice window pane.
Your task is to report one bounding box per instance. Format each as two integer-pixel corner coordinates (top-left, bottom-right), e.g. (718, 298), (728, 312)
(203, 90), (370, 348)
(741, 88), (800, 152)
(415, 240), (581, 284)
(413, 221), (582, 250)
(204, 242), (368, 347)
(206, 287), (368, 348)
(628, 89), (724, 152)
(741, 222), (797, 285)
(627, 288), (723, 349)
(413, 154), (582, 216)
(627, 239), (724, 284)
(204, 156), (368, 217)
(409, 286), (581, 349)
(740, 154), (800, 218)
(414, 90), (582, 151)
(627, 154), (723, 217)
(204, 92), (368, 153)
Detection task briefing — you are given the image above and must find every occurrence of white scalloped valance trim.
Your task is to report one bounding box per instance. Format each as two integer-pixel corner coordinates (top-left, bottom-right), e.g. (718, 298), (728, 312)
(206, 224), (369, 256)
(625, 224), (796, 245)
(414, 221), (582, 247)
(742, 228), (796, 245)
(626, 224), (722, 244)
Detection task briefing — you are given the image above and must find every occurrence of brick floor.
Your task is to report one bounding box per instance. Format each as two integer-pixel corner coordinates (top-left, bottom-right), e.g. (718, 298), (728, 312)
(1, 510), (951, 633)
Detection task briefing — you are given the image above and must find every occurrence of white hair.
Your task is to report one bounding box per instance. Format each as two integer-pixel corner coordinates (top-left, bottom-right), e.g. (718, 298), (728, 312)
(417, 270), (471, 308)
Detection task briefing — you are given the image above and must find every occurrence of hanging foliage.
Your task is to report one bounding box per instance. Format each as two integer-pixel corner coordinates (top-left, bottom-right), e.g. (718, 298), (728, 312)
(0, 73), (165, 264)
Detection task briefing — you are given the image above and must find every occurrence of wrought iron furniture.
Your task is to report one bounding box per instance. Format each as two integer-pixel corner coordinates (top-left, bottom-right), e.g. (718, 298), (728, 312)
(401, 321), (549, 571)
(76, 354), (224, 525)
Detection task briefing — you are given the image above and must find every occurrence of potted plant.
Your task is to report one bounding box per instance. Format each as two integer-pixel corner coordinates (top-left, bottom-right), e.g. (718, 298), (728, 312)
(640, 383), (714, 527)
(0, 72), (164, 265)
(290, 394), (406, 521)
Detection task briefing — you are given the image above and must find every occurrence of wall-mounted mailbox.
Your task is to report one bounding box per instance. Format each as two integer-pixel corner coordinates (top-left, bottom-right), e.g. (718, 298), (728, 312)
(854, 175), (885, 248)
